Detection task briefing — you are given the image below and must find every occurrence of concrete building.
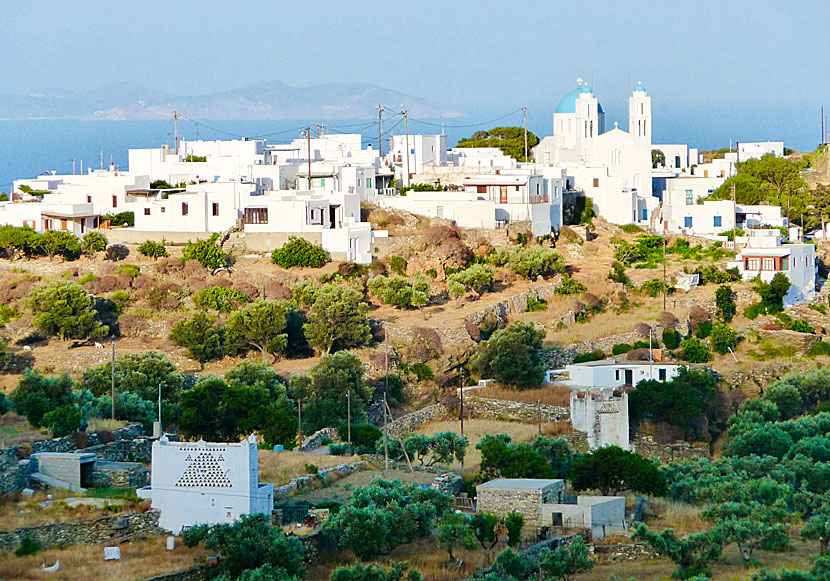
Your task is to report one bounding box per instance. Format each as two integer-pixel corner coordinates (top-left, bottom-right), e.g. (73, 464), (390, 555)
(562, 359), (681, 389)
(737, 141), (785, 163)
(389, 135), (447, 184)
(476, 479), (564, 527)
(541, 496), (626, 538)
(727, 229), (816, 306)
(570, 388), (630, 450)
(0, 201), (96, 235)
(138, 435), (273, 533)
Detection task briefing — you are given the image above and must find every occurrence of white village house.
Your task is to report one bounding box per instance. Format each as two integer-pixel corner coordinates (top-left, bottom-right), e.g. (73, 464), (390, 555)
(137, 435), (273, 533)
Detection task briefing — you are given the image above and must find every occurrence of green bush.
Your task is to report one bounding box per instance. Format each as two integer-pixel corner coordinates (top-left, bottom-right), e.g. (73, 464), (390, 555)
(42, 230), (81, 261)
(607, 261), (630, 285)
(662, 328), (681, 350)
(336, 423), (382, 452)
(680, 337), (711, 362)
(555, 274), (587, 295)
(612, 343), (633, 355)
(696, 320), (713, 338)
(448, 264), (494, 298)
(28, 281), (109, 340)
(787, 319), (815, 334)
(271, 236), (329, 268)
(525, 295), (548, 312)
(115, 263), (140, 277)
(573, 350), (605, 363)
(183, 234), (227, 269)
(137, 240), (168, 258)
(100, 211), (134, 227)
(710, 323), (741, 355)
(388, 255), (407, 275)
(640, 278), (666, 298)
(411, 363), (434, 382)
(368, 275), (430, 308)
(15, 535), (43, 557)
(193, 286), (250, 312)
(425, 268), (437, 278)
(808, 341), (830, 358)
(81, 231), (108, 255)
(488, 246), (565, 279)
(104, 244), (129, 261)
(619, 224), (643, 233)
(743, 302), (765, 320)
(41, 405), (82, 437)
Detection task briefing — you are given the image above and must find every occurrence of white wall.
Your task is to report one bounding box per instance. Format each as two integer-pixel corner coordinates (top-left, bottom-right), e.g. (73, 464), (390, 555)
(737, 141), (784, 162)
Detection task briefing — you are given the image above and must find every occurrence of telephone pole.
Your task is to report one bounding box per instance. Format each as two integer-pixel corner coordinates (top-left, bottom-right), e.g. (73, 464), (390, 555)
(403, 109), (410, 187)
(111, 340), (116, 420)
(523, 107), (528, 162)
(174, 110), (179, 155)
(459, 367), (464, 436)
(662, 225), (667, 311)
(297, 399), (303, 444)
(346, 391), (352, 453)
(378, 105), (383, 157)
(70, 158), (76, 175)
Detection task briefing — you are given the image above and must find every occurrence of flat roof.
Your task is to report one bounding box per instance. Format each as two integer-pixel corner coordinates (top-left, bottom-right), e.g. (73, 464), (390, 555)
(569, 358), (679, 368)
(478, 478), (563, 490)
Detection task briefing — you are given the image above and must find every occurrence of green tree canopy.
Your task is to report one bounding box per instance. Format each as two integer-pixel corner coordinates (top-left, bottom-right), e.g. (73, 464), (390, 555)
(28, 281), (109, 340)
(295, 351), (370, 433)
(10, 370), (75, 427)
(569, 446), (667, 496)
(226, 300), (296, 362)
(271, 236), (329, 268)
(303, 284), (371, 353)
(81, 351), (183, 402)
(456, 126), (540, 162)
(472, 322), (546, 389)
(182, 234), (227, 269)
(169, 312), (225, 369)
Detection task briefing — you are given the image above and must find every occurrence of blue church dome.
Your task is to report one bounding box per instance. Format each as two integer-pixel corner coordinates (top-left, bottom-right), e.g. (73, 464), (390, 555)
(633, 82), (646, 93)
(555, 85), (603, 114)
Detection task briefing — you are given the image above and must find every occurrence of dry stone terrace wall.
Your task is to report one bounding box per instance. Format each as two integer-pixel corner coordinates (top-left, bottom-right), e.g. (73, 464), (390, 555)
(632, 434), (709, 463)
(477, 487), (546, 527)
(383, 404), (445, 438)
(466, 282), (561, 327)
(0, 511), (162, 551)
(465, 396), (569, 423)
(142, 566), (210, 581)
(273, 461), (367, 498)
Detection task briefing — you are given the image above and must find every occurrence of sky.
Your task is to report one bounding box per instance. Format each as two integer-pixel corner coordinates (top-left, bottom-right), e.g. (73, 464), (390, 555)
(1, 1), (829, 133)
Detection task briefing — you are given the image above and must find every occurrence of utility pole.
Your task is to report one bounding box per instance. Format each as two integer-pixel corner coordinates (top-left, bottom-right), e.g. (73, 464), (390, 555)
(306, 126), (312, 190)
(383, 391), (389, 473)
(297, 399), (303, 445)
(649, 328), (653, 377)
(100, 149), (104, 171)
(346, 391), (351, 453)
(378, 104), (383, 157)
(158, 382), (162, 435)
(459, 367), (464, 436)
(111, 340), (116, 420)
(537, 399), (542, 435)
(70, 158), (76, 176)
(403, 109), (410, 187)
(662, 224), (667, 311)
(732, 180), (737, 239)
(174, 110), (179, 155)
(523, 107), (528, 162)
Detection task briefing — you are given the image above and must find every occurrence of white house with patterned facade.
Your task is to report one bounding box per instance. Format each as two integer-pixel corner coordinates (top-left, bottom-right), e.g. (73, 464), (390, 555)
(137, 435), (273, 532)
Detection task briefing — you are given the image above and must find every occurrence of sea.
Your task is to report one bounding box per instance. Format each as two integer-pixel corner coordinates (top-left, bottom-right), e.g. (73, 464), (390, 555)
(0, 104), (822, 191)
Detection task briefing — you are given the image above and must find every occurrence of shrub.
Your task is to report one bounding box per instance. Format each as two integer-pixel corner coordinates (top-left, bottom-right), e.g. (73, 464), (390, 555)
(696, 320), (713, 339)
(42, 230), (81, 261)
(193, 286), (250, 312)
(640, 278), (666, 298)
(787, 319), (815, 334)
(137, 240), (168, 258)
(608, 261), (631, 285)
(169, 312), (225, 369)
(662, 328), (682, 350)
(115, 263), (140, 278)
(271, 236), (329, 268)
(388, 255), (407, 275)
(411, 362), (434, 382)
(809, 341), (830, 357)
(612, 343), (633, 355)
(448, 264), (494, 298)
(14, 535), (43, 557)
(183, 234), (227, 269)
(100, 211), (134, 227)
(556, 274), (587, 295)
(743, 302), (766, 320)
(104, 244), (129, 261)
(573, 350), (605, 363)
(28, 281), (108, 340)
(471, 322), (547, 389)
(42, 405), (82, 437)
(368, 275), (430, 308)
(525, 295), (548, 312)
(619, 224), (643, 233)
(659, 311), (678, 327)
(488, 246), (565, 279)
(81, 231), (108, 255)
(369, 259), (387, 275)
(689, 305), (710, 330)
(715, 285), (737, 322)
(680, 337), (711, 362)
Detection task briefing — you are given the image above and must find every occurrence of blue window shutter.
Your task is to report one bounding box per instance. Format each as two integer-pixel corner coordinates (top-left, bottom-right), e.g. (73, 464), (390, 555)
(684, 216), (693, 228)
(714, 216), (722, 227)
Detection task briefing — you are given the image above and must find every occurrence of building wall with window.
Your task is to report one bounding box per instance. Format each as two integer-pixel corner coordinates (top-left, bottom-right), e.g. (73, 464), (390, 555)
(0, 202), (95, 235)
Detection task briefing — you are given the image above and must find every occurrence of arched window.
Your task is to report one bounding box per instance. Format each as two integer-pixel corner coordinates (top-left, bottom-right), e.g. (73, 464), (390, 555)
(590, 120), (593, 137)
(644, 120), (647, 136)
(640, 103), (644, 115)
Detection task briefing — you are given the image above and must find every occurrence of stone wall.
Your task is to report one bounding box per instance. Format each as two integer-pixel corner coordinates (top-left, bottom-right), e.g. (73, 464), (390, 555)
(466, 282), (562, 327)
(141, 566), (210, 581)
(0, 511), (162, 551)
(90, 461), (150, 488)
(632, 434), (709, 463)
(465, 396), (569, 423)
(273, 462), (367, 498)
(383, 404), (446, 437)
(477, 488), (545, 527)
(297, 428), (339, 452)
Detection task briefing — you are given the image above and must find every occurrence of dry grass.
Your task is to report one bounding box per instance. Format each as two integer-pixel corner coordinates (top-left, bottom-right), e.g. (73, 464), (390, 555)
(86, 418), (130, 432)
(473, 383), (572, 407)
(0, 490), (148, 531)
(0, 413), (45, 448)
(645, 497), (708, 536)
(257, 450), (361, 486)
(415, 418), (542, 477)
(0, 535), (208, 580)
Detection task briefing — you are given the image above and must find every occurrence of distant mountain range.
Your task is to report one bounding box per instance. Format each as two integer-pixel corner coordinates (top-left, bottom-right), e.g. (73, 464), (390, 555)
(0, 81), (461, 121)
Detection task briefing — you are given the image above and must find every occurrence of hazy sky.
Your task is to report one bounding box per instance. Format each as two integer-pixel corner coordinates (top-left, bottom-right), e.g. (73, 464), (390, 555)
(2, 0), (828, 115)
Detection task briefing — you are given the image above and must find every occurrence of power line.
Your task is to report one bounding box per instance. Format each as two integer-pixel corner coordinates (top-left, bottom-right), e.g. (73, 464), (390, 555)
(407, 108), (524, 129)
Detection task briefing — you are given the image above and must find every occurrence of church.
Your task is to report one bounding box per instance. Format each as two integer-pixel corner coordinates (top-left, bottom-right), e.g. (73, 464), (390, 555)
(533, 79), (657, 226)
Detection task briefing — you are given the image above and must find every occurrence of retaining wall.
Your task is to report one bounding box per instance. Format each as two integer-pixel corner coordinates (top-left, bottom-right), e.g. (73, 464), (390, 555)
(273, 461), (367, 498)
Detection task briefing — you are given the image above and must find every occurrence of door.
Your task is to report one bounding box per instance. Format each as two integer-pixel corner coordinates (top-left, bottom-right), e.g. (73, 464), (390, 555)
(624, 369), (633, 385)
(500, 186), (508, 204)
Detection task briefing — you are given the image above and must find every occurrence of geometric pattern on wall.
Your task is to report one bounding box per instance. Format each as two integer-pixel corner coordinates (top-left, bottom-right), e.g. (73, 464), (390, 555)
(175, 452), (232, 488)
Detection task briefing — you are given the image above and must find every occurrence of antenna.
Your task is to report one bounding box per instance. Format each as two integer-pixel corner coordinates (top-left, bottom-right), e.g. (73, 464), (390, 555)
(174, 110), (179, 155)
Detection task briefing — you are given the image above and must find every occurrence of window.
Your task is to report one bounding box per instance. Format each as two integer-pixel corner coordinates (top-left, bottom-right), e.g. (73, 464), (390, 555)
(714, 216), (722, 227)
(161, 207), (166, 213)
(60, 219), (67, 230)
(675, 155), (681, 167)
(477, 185), (486, 194)
(112, 195), (117, 208)
(747, 257), (760, 270)
(212, 203), (219, 217)
(685, 189), (694, 205)
(366, 178), (372, 188)
(243, 208), (268, 224)
(763, 257), (775, 271)
(144, 208), (150, 216)
(707, 188), (715, 194)
(684, 216), (693, 228)
(320, 178), (325, 186)
(181, 202), (189, 216)
(593, 178), (599, 188)
(659, 369), (667, 381)
(86, 195), (92, 203)
(615, 370), (620, 381)
(642, 209), (647, 221)
(782, 257), (788, 270)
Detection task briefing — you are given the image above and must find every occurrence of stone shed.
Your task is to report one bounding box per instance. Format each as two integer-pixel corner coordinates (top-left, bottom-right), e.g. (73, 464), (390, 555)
(476, 478), (564, 527)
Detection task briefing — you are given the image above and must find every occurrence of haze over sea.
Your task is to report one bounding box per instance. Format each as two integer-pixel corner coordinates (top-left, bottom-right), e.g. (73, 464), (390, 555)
(0, 102), (821, 191)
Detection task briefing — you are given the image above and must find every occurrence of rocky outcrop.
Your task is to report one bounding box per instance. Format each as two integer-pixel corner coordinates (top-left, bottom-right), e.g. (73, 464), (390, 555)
(758, 329), (822, 354)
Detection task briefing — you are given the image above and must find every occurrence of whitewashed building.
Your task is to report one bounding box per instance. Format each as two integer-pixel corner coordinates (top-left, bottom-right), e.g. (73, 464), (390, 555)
(137, 435), (273, 533)
(727, 229), (816, 306)
(737, 141), (785, 163)
(0, 201), (96, 235)
(389, 135), (447, 184)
